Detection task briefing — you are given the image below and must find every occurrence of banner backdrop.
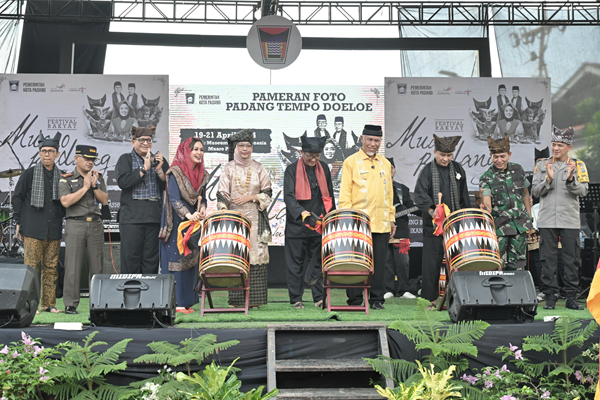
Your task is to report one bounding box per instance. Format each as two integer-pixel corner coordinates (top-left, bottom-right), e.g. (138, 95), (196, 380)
(384, 77), (552, 191)
(0, 74), (170, 202)
(169, 85), (384, 245)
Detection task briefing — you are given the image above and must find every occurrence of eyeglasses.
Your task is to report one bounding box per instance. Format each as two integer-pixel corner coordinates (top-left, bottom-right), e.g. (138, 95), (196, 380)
(304, 153), (321, 160)
(135, 138), (152, 144)
(40, 149), (57, 155)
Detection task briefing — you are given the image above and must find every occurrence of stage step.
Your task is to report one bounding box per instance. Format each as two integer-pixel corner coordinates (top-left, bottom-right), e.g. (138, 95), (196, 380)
(275, 358), (373, 372)
(276, 388), (383, 399)
(267, 323), (393, 400)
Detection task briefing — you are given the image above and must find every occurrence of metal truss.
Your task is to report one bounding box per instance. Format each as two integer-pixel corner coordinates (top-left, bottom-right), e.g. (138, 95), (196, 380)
(1, 0), (599, 25)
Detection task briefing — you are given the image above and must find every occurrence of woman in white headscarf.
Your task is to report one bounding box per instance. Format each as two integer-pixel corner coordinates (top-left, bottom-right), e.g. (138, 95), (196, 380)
(217, 129), (272, 308)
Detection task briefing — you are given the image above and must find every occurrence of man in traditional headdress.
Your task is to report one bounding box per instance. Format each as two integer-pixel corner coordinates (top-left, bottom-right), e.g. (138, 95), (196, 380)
(479, 135), (532, 271)
(415, 134), (471, 310)
(496, 84), (510, 110)
(59, 145), (109, 314)
(116, 126), (169, 274)
(283, 135), (335, 309)
(13, 132), (64, 313)
(111, 81), (125, 119)
(510, 85), (526, 116)
(333, 116), (348, 150)
(532, 126), (588, 310)
(339, 124), (395, 310)
(314, 114), (330, 139)
(126, 83), (139, 113)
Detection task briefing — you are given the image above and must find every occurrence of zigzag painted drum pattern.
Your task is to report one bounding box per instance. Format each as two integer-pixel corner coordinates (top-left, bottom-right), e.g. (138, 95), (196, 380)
(442, 208), (502, 271)
(199, 210), (252, 287)
(322, 209), (374, 284)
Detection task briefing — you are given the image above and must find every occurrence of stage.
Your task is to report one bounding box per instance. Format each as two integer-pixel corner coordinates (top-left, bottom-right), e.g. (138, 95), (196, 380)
(0, 289), (596, 393)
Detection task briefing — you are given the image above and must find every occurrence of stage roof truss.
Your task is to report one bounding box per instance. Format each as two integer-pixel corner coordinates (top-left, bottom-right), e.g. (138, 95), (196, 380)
(0, 1), (599, 25)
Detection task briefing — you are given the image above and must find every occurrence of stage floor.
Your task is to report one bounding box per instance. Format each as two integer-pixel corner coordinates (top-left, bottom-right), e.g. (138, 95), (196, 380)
(29, 288), (593, 330)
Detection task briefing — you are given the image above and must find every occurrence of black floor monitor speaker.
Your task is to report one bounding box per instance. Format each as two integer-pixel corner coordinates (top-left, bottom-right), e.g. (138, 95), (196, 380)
(0, 264), (40, 328)
(89, 274), (176, 328)
(447, 270), (537, 324)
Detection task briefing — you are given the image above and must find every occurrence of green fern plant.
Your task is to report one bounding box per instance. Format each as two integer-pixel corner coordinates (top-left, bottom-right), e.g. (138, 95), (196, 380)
(176, 358), (278, 400)
(131, 334), (240, 399)
(367, 298), (488, 399)
(505, 315), (598, 392)
(43, 331), (137, 400)
(368, 298), (489, 379)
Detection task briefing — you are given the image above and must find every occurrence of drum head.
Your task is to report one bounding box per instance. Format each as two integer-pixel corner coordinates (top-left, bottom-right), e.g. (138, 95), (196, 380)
(325, 262), (371, 284)
(453, 258), (499, 272)
(201, 264), (248, 288)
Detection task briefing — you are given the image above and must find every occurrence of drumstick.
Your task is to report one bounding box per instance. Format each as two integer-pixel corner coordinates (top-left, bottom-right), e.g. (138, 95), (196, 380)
(438, 192), (442, 206)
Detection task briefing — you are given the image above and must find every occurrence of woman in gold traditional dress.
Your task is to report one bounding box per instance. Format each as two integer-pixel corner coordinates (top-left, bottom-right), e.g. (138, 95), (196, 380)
(217, 129), (272, 308)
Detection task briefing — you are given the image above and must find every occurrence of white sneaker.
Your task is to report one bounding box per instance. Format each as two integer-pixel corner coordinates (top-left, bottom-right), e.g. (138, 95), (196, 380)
(401, 292), (417, 299)
(536, 292), (545, 302)
(383, 292), (394, 299)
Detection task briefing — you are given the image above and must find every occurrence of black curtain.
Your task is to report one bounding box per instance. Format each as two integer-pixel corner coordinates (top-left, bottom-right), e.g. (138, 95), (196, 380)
(17, 1), (111, 74)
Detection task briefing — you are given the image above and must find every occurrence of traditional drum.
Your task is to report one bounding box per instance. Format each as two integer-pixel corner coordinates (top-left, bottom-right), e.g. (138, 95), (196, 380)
(199, 210), (251, 287)
(321, 209), (374, 284)
(442, 208), (501, 271)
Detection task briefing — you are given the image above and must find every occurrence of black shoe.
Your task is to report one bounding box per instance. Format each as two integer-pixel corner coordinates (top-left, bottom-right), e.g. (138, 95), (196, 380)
(65, 306), (78, 315)
(543, 295), (556, 310)
(565, 297), (584, 311)
(371, 303), (385, 310)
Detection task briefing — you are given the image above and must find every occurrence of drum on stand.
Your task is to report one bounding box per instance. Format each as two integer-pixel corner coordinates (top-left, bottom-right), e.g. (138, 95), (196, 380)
(442, 208), (501, 271)
(199, 210), (251, 288)
(321, 209), (374, 284)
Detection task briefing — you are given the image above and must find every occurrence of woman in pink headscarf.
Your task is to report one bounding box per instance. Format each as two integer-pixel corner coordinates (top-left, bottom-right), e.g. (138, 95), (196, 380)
(159, 137), (208, 310)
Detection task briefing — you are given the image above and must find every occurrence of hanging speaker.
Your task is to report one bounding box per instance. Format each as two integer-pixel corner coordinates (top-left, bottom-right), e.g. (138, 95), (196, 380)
(89, 274), (176, 328)
(0, 264), (40, 329)
(447, 270), (537, 324)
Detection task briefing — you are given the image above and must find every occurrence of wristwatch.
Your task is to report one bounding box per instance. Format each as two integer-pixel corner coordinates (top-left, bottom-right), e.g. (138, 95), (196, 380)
(139, 167), (147, 175)
(91, 186), (98, 190)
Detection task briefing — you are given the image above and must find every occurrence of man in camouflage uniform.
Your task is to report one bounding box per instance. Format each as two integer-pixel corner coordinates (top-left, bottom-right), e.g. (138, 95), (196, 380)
(479, 135), (532, 270)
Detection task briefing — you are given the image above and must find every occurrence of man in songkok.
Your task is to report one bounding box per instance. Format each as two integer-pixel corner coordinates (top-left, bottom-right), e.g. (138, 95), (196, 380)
(339, 124), (395, 310)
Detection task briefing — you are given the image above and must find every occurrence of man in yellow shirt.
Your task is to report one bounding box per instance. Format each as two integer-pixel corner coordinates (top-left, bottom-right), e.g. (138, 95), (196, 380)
(339, 124), (396, 310)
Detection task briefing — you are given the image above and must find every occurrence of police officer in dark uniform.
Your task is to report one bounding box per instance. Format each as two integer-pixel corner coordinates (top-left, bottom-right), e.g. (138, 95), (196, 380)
(59, 145), (108, 314)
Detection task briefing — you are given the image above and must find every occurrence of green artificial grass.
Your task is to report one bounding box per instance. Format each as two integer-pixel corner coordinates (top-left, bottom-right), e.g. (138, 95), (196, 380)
(32, 298), (91, 325)
(30, 289), (593, 330)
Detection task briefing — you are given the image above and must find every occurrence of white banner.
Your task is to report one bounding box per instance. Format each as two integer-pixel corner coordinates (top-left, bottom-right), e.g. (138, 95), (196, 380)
(0, 74), (170, 196)
(384, 77), (552, 191)
(169, 85), (384, 245)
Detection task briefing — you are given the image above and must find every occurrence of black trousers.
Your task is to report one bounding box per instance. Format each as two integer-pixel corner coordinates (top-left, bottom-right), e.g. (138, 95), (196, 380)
(284, 236), (324, 303)
(528, 249), (543, 288)
(384, 243), (410, 295)
(347, 233), (388, 306)
(421, 235), (445, 302)
(120, 223), (160, 274)
(539, 228), (580, 297)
